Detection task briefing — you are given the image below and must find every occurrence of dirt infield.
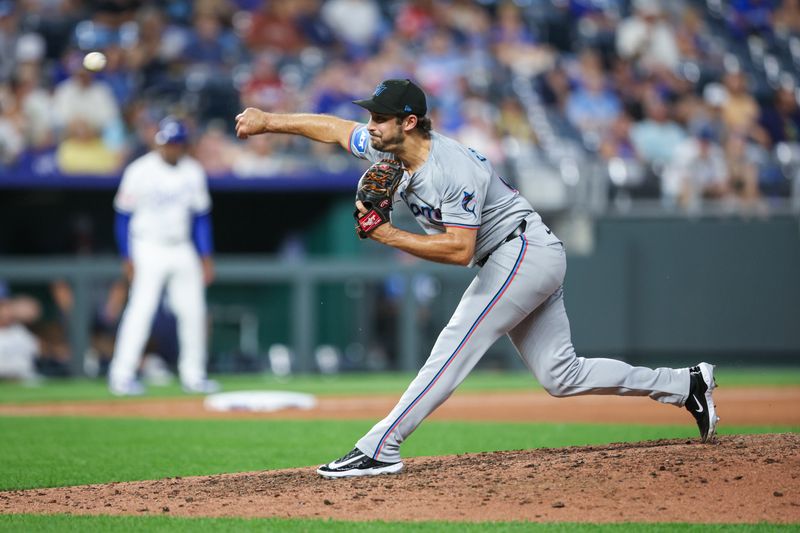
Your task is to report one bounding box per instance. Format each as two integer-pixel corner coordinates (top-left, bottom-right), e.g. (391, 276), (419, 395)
(2, 434), (798, 523)
(1, 387), (798, 523)
(1, 387), (799, 426)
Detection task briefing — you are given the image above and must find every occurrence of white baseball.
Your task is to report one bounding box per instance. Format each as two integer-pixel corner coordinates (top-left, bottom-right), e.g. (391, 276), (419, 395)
(82, 51), (107, 72)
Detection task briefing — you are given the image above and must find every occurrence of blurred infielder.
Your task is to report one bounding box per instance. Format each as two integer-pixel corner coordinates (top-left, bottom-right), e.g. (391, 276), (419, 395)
(235, 79), (719, 478)
(108, 117), (219, 396)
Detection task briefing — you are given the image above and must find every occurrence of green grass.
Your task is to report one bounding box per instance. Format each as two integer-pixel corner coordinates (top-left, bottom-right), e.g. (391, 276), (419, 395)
(0, 369), (797, 530)
(1, 367), (798, 404)
(0, 515), (794, 532)
(0, 416), (796, 491)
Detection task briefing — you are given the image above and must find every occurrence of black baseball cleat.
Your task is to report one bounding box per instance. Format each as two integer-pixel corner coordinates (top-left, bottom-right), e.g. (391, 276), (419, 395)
(317, 447), (404, 478)
(685, 362), (719, 443)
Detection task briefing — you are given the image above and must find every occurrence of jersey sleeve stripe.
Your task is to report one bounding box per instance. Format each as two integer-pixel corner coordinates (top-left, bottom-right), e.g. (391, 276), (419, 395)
(443, 223), (480, 229)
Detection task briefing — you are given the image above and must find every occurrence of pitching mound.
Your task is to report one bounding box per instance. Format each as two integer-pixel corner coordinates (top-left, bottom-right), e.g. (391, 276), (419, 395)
(2, 433), (798, 523)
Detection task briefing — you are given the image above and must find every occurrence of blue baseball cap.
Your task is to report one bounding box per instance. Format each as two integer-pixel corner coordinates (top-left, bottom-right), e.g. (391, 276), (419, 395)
(155, 117), (189, 145)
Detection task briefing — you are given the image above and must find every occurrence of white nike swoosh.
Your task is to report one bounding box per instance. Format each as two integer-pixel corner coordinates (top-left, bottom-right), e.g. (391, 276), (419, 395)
(693, 394), (704, 413)
(328, 453), (365, 469)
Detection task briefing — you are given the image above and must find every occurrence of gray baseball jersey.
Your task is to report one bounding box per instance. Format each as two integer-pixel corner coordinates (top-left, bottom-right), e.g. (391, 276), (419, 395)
(350, 126), (561, 265)
(347, 124), (691, 464)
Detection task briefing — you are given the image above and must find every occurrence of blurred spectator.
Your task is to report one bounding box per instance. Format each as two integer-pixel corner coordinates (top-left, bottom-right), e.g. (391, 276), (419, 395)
(360, 35), (416, 89)
(52, 50), (122, 140)
(320, 0), (384, 59)
(14, 31), (46, 74)
(193, 120), (238, 175)
(759, 84), (800, 146)
(0, 283), (38, 323)
(568, 0), (621, 60)
(0, 288), (41, 382)
(96, 43), (137, 108)
(232, 133), (294, 178)
(123, 99), (161, 162)
(662, 126), (730, 209)
(56, 117), (121, 174)
(441, 0), (492, 51)
(11, 59), (55, 149)
(616, 0), (680, 72)
(310, 61), (361, 118)
(456, 98), (504, 164)
(599, 112), (638, 163)
(0, 0), (19, 82)
(240, 51), (289, 111)
(17, 0), (86, 63)
(182, 8), (245, 73)
(126, 5), (186, 97)
(491, 1), (555, 78)
(565, 58), (621, 148)
(720, 70), (765, 141)
(497, 96), (535, 147)
(393, 0), (436, 41)
(673, 92), (710, 136)
(723, 132), (763, 206)
(608, 58), (647, 115)
(630, 95), (686, 167)
(89, 0), (138, 27)
(244, 2), (308, 54)
(537, 62), (572, 111)
(600, 111), (649, 192)
(773, 0), (800, 36)
(727, 0), (776, 38)
(0, 85), (24, 168)
(674, 5), (721, 74)
(415, 28), (467, 131)
(693, 82), (730, 141)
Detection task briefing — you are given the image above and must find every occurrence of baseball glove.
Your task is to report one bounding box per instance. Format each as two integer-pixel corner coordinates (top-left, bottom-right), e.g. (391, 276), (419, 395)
(353, 159), (404, 239)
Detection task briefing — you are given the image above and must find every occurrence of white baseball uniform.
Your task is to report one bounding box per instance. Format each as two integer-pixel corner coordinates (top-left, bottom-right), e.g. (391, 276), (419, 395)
(109, 151), (211, 388)
(348, 126), (691, 463)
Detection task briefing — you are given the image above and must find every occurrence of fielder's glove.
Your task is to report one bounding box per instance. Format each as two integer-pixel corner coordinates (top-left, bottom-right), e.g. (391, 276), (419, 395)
(354, 159), (404, 239)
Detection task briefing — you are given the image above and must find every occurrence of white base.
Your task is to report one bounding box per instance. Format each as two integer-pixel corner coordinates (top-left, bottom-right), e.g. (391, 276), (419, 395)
(203, 390), (317, 412)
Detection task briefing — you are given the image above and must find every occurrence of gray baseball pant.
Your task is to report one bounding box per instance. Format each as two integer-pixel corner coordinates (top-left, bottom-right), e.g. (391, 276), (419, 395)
(356, 234), (690, 463)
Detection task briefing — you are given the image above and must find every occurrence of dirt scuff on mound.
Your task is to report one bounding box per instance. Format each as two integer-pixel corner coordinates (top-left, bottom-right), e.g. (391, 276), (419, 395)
(2, 434), (798, 523)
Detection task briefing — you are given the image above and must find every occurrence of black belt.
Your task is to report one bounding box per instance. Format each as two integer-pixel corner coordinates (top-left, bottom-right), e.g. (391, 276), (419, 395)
(476, 219), (527, 267)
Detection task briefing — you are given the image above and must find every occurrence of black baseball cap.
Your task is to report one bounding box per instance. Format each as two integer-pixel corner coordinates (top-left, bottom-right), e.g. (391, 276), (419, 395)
(353, 79), (427, 116)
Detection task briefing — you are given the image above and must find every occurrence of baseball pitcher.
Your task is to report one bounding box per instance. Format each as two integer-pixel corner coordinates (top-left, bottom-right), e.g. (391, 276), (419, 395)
(235, 79), (718, 478)
(108, 117), (219, 396)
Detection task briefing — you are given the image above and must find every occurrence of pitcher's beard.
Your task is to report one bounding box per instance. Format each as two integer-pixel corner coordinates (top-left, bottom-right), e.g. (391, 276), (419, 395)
(370, 131), (405, 152)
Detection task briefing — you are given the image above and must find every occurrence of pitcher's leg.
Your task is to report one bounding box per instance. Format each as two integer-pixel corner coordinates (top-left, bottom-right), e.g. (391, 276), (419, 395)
(509, 287), (689, 406)
(355, 309), (504, 463)
(357, 237), (555, 463)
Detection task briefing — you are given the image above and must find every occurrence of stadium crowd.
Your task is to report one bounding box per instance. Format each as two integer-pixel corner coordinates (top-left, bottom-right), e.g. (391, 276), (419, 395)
(0, 0), (799, 210)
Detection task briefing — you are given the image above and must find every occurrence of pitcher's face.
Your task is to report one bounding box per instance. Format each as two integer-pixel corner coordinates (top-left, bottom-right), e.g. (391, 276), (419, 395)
(367, 113), (407, 152)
